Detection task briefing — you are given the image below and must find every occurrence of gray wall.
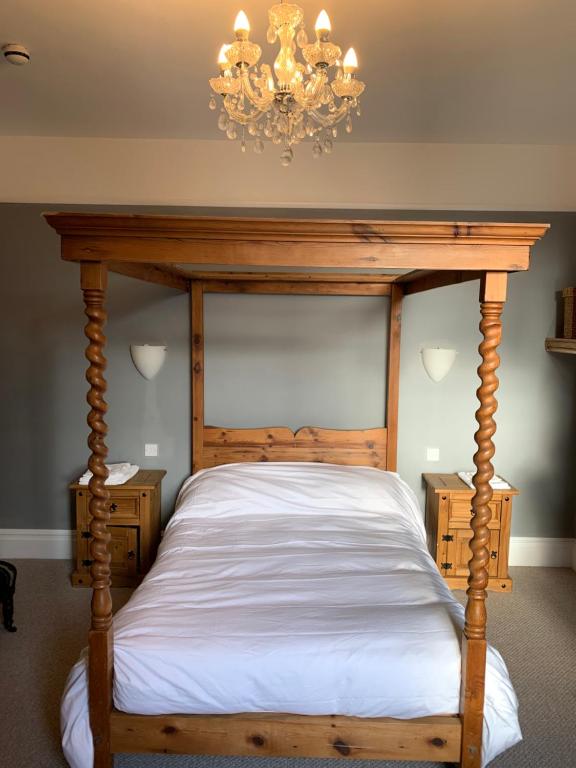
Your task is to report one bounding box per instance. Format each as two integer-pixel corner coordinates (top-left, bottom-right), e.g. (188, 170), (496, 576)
(1, 204), (575, 537)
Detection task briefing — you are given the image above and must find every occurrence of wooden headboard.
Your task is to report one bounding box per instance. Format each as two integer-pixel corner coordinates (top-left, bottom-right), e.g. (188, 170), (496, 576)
(202, 426), (388, 469)
(191, 272), (401, 473)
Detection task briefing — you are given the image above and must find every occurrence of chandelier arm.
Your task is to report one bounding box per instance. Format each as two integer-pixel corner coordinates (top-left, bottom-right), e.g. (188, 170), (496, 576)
(309, 103), (350, 129)
(238, 69), (275, 112)
(223, 96), (267, 126)
(292, 70), (328, 110)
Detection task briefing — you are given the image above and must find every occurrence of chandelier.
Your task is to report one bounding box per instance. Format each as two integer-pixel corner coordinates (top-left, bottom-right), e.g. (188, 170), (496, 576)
(208, 5), (365, 164)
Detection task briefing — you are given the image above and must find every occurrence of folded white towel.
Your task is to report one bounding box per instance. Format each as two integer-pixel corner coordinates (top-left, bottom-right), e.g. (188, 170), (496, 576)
(78, 463), (140, 486)
(457, 471), (511, 490)
(78, 463), (130, 484)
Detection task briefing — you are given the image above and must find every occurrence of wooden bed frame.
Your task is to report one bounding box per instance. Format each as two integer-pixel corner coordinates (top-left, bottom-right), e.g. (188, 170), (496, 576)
(44, 213), (548, 768)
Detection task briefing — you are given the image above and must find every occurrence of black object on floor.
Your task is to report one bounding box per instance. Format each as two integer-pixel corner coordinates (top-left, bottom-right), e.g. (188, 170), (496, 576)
(0, 560), (17, 631)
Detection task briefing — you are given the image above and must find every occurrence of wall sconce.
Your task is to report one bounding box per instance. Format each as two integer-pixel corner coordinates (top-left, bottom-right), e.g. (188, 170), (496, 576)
(421, 347), (457, 382)
(130, 345), (167, 380)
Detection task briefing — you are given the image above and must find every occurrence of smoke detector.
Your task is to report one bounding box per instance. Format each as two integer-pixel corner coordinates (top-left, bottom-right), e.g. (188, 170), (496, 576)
(2, 43), (30, 66)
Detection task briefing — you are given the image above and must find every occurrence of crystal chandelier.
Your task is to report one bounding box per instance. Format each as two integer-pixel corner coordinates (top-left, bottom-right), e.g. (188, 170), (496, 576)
(208, 5), (365, 164)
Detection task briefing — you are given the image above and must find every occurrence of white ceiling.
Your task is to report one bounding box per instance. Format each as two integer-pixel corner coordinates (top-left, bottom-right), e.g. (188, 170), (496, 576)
(2, 0), (576, 144)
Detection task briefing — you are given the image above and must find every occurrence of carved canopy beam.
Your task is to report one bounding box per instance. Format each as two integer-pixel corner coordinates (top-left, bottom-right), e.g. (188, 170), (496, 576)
(109, 262), (190, 292)
(397, 269), (482, 295)
(44, 214), (549, 271)
(188, 271), (400, 283)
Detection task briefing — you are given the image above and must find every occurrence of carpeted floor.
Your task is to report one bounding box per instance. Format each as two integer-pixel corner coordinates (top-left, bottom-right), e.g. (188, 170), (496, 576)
(1, 562), (575, 767)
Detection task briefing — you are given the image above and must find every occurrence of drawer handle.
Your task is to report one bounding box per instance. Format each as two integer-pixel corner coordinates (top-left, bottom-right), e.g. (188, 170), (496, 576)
(490, 550), (498, 559)
(81, 531), (91, 539)
(127, 550), (136, 560)
(110, 503), (118, 512)
(81, 559), (93, 567)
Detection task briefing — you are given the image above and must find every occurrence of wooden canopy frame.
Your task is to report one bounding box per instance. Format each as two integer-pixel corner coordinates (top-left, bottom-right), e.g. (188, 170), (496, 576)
(190, 272), (401, 474)
(45, 213), (548, 768)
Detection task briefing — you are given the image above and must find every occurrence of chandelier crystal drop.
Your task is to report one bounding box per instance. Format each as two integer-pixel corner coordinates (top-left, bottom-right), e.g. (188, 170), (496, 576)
(208, 4), (365, 164)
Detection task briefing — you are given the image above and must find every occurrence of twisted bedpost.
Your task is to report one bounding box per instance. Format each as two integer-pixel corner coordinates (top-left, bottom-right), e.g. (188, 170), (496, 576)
(81, 262), (113, 768)
(460, 272), (507, 768)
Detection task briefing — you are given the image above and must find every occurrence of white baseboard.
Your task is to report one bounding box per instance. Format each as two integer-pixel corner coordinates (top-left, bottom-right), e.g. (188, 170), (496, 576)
(509, 536), (575, 568)
(0, 529), (574, 569)
(0, 529), (74, 559)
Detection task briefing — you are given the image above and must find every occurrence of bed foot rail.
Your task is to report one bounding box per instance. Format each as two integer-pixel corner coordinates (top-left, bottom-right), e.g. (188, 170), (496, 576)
(110, 711), (461, 762)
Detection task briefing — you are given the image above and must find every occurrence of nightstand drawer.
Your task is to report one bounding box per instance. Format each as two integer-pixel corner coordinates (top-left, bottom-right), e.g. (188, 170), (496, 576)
(76, 490), (140, 524)
(448, 498), (501, 529)
(107, 494), (140, 521)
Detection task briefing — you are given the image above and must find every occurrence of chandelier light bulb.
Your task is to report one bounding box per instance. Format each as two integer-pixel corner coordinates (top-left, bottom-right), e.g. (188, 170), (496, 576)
(315, 10), (332, 36)
(234, 10), (250, 37)
(217, 44), (231, 68)
(342, 47), (358, 74)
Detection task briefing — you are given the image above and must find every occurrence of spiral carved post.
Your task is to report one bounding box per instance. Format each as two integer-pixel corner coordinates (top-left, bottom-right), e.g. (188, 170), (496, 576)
(81, 262), (113, 768)
(460, 272), (507, 768)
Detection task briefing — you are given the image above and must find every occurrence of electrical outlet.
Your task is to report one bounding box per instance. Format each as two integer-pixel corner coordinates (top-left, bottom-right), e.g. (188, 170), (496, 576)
(145, 443), (158, 457)
(426, 447), (440, 462)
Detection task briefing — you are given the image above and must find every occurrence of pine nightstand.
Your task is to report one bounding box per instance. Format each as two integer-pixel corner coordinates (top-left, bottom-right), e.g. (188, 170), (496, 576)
(70, 469), (165, 588)
(423, 472), (518, 592)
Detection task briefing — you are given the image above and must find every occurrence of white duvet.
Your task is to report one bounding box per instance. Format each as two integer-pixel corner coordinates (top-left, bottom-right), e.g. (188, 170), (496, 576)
(61, 463), (521, 767)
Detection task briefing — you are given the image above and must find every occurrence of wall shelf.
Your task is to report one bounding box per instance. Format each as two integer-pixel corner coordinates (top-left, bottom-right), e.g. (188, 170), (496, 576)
(545, 338), (576, 355)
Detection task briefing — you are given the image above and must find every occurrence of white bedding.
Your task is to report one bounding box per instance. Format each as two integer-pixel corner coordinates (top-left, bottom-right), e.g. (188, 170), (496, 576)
(61, 463), (521, 767)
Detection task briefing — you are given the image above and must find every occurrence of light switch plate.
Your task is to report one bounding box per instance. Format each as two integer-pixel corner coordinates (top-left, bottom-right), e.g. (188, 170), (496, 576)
(145, 443), (158, 457)
(426, 447), (440, 462)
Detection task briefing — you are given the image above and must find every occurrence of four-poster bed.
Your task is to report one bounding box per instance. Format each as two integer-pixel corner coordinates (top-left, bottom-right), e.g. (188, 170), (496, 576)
(45, 213), (548, 768)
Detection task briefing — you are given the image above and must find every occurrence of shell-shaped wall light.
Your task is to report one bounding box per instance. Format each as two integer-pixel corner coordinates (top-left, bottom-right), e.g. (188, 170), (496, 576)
(421, 347), (457, 382)
(130, 345), (167, 380)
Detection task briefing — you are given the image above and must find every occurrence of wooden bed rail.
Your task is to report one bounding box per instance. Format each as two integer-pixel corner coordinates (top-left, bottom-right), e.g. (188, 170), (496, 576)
(109, 711), (462, 762)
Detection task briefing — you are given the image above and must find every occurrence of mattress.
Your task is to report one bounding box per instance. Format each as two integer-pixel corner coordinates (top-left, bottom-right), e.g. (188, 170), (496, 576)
(61, 462), (521, 767)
